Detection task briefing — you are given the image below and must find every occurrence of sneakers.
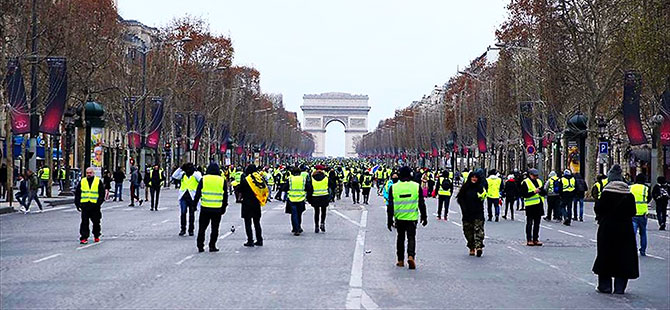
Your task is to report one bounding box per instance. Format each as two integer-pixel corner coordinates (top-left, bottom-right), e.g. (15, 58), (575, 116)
(80, 239), (88, 244)
(533, 240), (543, 246)
(527, 241), (535, 246)
(320, 223), (326, 232)
(476, 248), (483, 257)
(94, 238), (100, 243)
(254, 240), (263, 246)
(244, 241), (255, 247)
(469, 249), (475, 256)
(179, 231), (186, 236)
(396, 261), (404, 267)
(407, 256), (416, 270)
(36, 209), (43, 213)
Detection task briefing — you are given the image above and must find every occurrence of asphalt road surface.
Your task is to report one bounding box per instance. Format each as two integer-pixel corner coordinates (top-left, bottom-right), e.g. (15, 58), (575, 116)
(1, 186), (669, 309)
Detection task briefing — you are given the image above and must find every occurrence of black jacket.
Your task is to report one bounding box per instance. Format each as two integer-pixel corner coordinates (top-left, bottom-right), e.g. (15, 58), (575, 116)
(518, 177), (546, 217)
(239, 174), (261, 218)
(386, 180), (427, 224)
(651, 183), (670, 206)
(457, 180), (486, 221)
(74, 177), (106, 208)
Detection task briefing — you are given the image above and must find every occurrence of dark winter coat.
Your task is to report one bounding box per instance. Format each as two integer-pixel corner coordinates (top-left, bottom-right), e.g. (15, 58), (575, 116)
(504, 179), (518, 200)
(592, 181), (639, 279)
(307, 171), (330, 208)
(239, 175), (261, 218)
(651, 183), (670, 208)
(574, 175), (587, 199)
(456, 180), (486, 221)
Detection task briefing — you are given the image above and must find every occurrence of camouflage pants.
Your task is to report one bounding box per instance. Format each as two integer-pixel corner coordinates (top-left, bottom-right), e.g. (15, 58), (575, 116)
(462, 219), (485, 249)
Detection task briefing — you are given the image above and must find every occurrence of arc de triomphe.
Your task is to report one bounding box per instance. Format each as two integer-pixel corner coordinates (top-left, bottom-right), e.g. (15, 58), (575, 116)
(301, 92), (370, 158)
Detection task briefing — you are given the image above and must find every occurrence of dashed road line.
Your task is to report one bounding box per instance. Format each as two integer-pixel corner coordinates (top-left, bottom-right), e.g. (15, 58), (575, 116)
(450, 221), (462, 227)
(33, 253), (62, 263)
(540, 225), (554, 230)
(175, 254), (194, 265)
(42, 206), (69, 212)
(77, 241), (103, 250)
(161, 219), (170, 223)
(506, 246), (523, 254)
(332, 210), (362, 227)
(346, 209), (369, 309)
(652, 234), (669, 240)
(645, 254), (666, 260)
(532, 257), (560, 270)
(590, 239), (597, 243)
(557, 230), (583, 238)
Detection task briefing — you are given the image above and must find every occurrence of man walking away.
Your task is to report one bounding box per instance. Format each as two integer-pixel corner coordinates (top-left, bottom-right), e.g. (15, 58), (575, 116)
(285, 167), (312, 235)
(361, 170), (373, 204)
(193, 163), (228, 252)
(75, 167), (105, 244)
(630, 174), (650, 256)
(113, 167), (125, 202)
(129, 167), (143, 207)
(559, 169), (576, 226)
(652, 176), (669, 230)
(544, 171), (561, 221)
(149, 164), (164, 211)
(486, 170), (502, 222)
(503, 174), (518, 220)
(573, 173), (587, 221)
(388, 166), (427, 269)
(436, 170), (453, 220)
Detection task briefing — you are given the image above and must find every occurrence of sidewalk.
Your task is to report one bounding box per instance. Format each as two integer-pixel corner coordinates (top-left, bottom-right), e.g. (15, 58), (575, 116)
(0, 186), (75, 214)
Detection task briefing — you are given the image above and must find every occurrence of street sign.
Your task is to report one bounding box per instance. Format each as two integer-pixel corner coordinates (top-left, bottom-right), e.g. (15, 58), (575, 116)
(599, 141), (608, 154)
(526, 145), (536, 155)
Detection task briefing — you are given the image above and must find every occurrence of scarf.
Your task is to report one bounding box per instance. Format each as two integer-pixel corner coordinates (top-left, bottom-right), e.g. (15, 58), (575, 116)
(246, 172), (269, 206)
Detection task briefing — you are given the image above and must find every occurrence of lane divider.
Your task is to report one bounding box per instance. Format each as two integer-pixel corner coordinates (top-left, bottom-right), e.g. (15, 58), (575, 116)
(33, 253), (62, 263)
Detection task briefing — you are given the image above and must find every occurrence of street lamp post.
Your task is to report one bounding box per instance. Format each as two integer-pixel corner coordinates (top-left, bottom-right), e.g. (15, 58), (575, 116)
(59, 107), (76, 196)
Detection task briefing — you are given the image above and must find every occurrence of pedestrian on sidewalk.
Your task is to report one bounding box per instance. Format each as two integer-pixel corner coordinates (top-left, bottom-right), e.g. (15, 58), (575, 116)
(593, 164), (639, 294)
(24, 169), (43, 213)
(308, 165), (330, 233)
(503, 174), (518, 220)
(630, 174), (650, 256)
(573, 173), (587, 222)
(103, 169), (112, 201)
(436, 170), (453, 220)
(193, 163), (228, 252)
(240, 164), (267, 246)
(14, 173), (28, 208)
(651, 176), (668, 230)
(75, 167), (106, 244)
(172, 163), (201, 236)
(520, 169), (546, 246)
(387, 166), (427, 269)
(456, 168), (486, 257)
(113, 167), (125, 202)
(0, 163), (7, 201)
(285, 166), (312, 235)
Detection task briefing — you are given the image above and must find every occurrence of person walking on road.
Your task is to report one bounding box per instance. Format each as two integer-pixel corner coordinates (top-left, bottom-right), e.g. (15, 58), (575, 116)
(193, 163), (228, 252)
(436, 170), (453, 220)
(171, 163), (202, 236)
(502, 174), (518, 220)
(520, 169), (546, 246)
(103, 169), (112, 201)
(239, 164), (268, 246)
(651, 176), (668, 231)
(0, 163), (7, 201)
(387, 166), (427, 269)
(593, 164), (639, 294)
(456, 168), (487, 257)
(74, 167), (106, 244)
(112, 167), (125, 202)
(573, 173), (587, 222)
(285, 166), (312, 235)
(630, 174), (650, 256)
(148, 164), (164, 211)
(129, 166), (143, 207)
(544, 171), (561, 222)
(591, 174), (608, 202)
(559, 169), (576, 226)
(486, 170), (503, 222)
(349, 169), (361, 204)
(308, 165), (330, 233)
(361, 170), (373, 204)
(23, 169), (43, 213)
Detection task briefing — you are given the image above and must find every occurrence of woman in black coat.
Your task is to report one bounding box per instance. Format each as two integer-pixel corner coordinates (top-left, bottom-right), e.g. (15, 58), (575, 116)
(456, 168), (487, 257)
(592, 164), (639, 294)
(239, 164), (263, 247)
(308, 166), (330, 233)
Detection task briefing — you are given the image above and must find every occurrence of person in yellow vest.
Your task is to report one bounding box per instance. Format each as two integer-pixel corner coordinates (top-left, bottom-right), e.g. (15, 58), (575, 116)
(38, 165), (50, 196)
(558, 169), (576, 226)
(265, 167), (275, 203)
(343, 168), (351, 198)
(361, 170), (374, 204)
(461, 169), (470, 187)
(485, 169), (503, 222)
(387, 166), (427, 269)
(148, 164), (165, 211)
(74, 167), (105, 244)
(456, 168), (487, 257)
(591, 174), (609, 202)
(171, 162), (202, 236)
(285, 166), (313, 236)
(232, 166), (243, 203)
(308, 165), (330, 233)
(193, 163), (228, 252)
(630, 174), (650, 256)
(239, 164), (268, 247)
(375, 167), (385, 195)
(58, 167), (66, 191)
(436, 170), (453, 220)
(520, 169), (547, 246)
(543, 171), (561, 222)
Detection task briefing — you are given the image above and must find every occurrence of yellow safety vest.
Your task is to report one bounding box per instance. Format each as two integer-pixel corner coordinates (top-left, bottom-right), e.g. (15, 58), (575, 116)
(595, 179), (609, 199)
(267, 174), (275, 186)
(462, 172), (469, 182)
(376, 170), (384, 179)
(149, 169), (164, 187)
(392, 181), (419, 221)
(630, 183), (649, 216)
(80, 177), (101, 204)
(231, 171), (242, 186)
(437, 177), (451, 196)
(362, 175), (373, 188)
(486, 176), (502, 199)
(547, 176), (559, 195)
(288, 175), (306, 202)
(59, 169), (66, 179)
(200, 175), (224, 208)
(561, 177), (575, 192)
(181, 174), (199, 192)
(312, 178), (329, 197)
(40, 167), (50, 180)
(523, 178), (544, 206)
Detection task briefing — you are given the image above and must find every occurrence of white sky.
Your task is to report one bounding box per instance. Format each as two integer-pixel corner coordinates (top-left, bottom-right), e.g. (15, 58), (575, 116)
(117, 0), (509, 157)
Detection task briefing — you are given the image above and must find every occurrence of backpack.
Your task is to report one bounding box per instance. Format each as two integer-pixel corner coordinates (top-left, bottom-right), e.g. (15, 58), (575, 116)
(350, 174), (359, 184)
(552, 178), (560, 194)
(441, 178), (451, 191)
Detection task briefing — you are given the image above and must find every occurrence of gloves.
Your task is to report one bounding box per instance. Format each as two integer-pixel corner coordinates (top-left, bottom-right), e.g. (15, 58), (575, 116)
(421, 217), (428, 227)
(387, 220), (393, 231)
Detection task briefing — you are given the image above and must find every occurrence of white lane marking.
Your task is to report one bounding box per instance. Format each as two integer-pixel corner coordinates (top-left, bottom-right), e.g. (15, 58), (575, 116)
(33, 253), (62, 263)
(346, 209), (368, 309)
(449, 210), (457, 214)
(652, 234), (670, 240)
(583, 213), (595, 218)
(332, 210), (363, 227)
(590, 239), (597, 243)
(175, 254), (194, 265)
(557, 230), (584, 238)
(450, 221), (462, 227)
(273, 206), (283, 210)
(540, 225), (554, 230)
(506, 246), (523, 254)
(42, 206), (69, 212)
(161, 219), (170, 223)
(0, 237), (13, 242)
(532, 257), (560, 270)
(63, 209), (78, 213)
(516, 219), (525, 223)
(360, 290), (380, 310)
(77, 241), (103, 250)
(220, 231), (233, 239)
(646, 254), (666, 260)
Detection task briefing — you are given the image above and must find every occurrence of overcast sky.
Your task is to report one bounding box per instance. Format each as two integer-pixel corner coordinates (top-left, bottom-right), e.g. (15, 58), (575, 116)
(117, 0), (509, 156)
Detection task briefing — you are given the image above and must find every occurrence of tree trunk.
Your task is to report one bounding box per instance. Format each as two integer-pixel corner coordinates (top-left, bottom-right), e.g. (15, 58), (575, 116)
(585, 117), (598, 198)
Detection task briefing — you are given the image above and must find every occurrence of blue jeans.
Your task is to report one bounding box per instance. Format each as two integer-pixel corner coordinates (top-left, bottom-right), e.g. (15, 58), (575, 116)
(632, 216), (647, 255)
(288, 202), (303, 233)
(114, 182), (123, 200)
(573, 197), (584, 219)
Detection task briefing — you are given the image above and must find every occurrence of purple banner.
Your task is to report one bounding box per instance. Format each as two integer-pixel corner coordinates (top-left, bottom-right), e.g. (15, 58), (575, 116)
(145, 97), (164, 149)
(477, 117), (487, 153)
(4, 59), (30, 134)
(660, 87), (670, 146)
(622, 71), (647, 145)
(124, 97), (141, 149)
(191, 114), (206, 150)
(219, 124), (229, 154)
(39, 57), (67, 135)
(519, 102), (536, 152)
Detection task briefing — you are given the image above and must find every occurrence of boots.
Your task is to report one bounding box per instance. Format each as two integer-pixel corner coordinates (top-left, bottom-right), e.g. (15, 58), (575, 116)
(320, 223), (325, 232)
(396, 260), (404, 267)
(407, 256), (416, 269)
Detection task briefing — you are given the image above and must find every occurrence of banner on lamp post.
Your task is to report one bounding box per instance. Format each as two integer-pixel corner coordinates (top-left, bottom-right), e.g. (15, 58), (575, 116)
(519, 102), (536, 152)
(622, 71), (647, 145)
(39, 57), (67, 135)
(191, 114), (206, 150)
(4, 58), (30, 134)
(659, 87), (670, 146)
(145, 97), (164, 149)
(477, 117), (487, 153)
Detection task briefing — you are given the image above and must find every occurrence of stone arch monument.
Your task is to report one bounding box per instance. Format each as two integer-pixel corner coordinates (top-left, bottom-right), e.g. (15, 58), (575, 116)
(301, 92), (370, 158)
